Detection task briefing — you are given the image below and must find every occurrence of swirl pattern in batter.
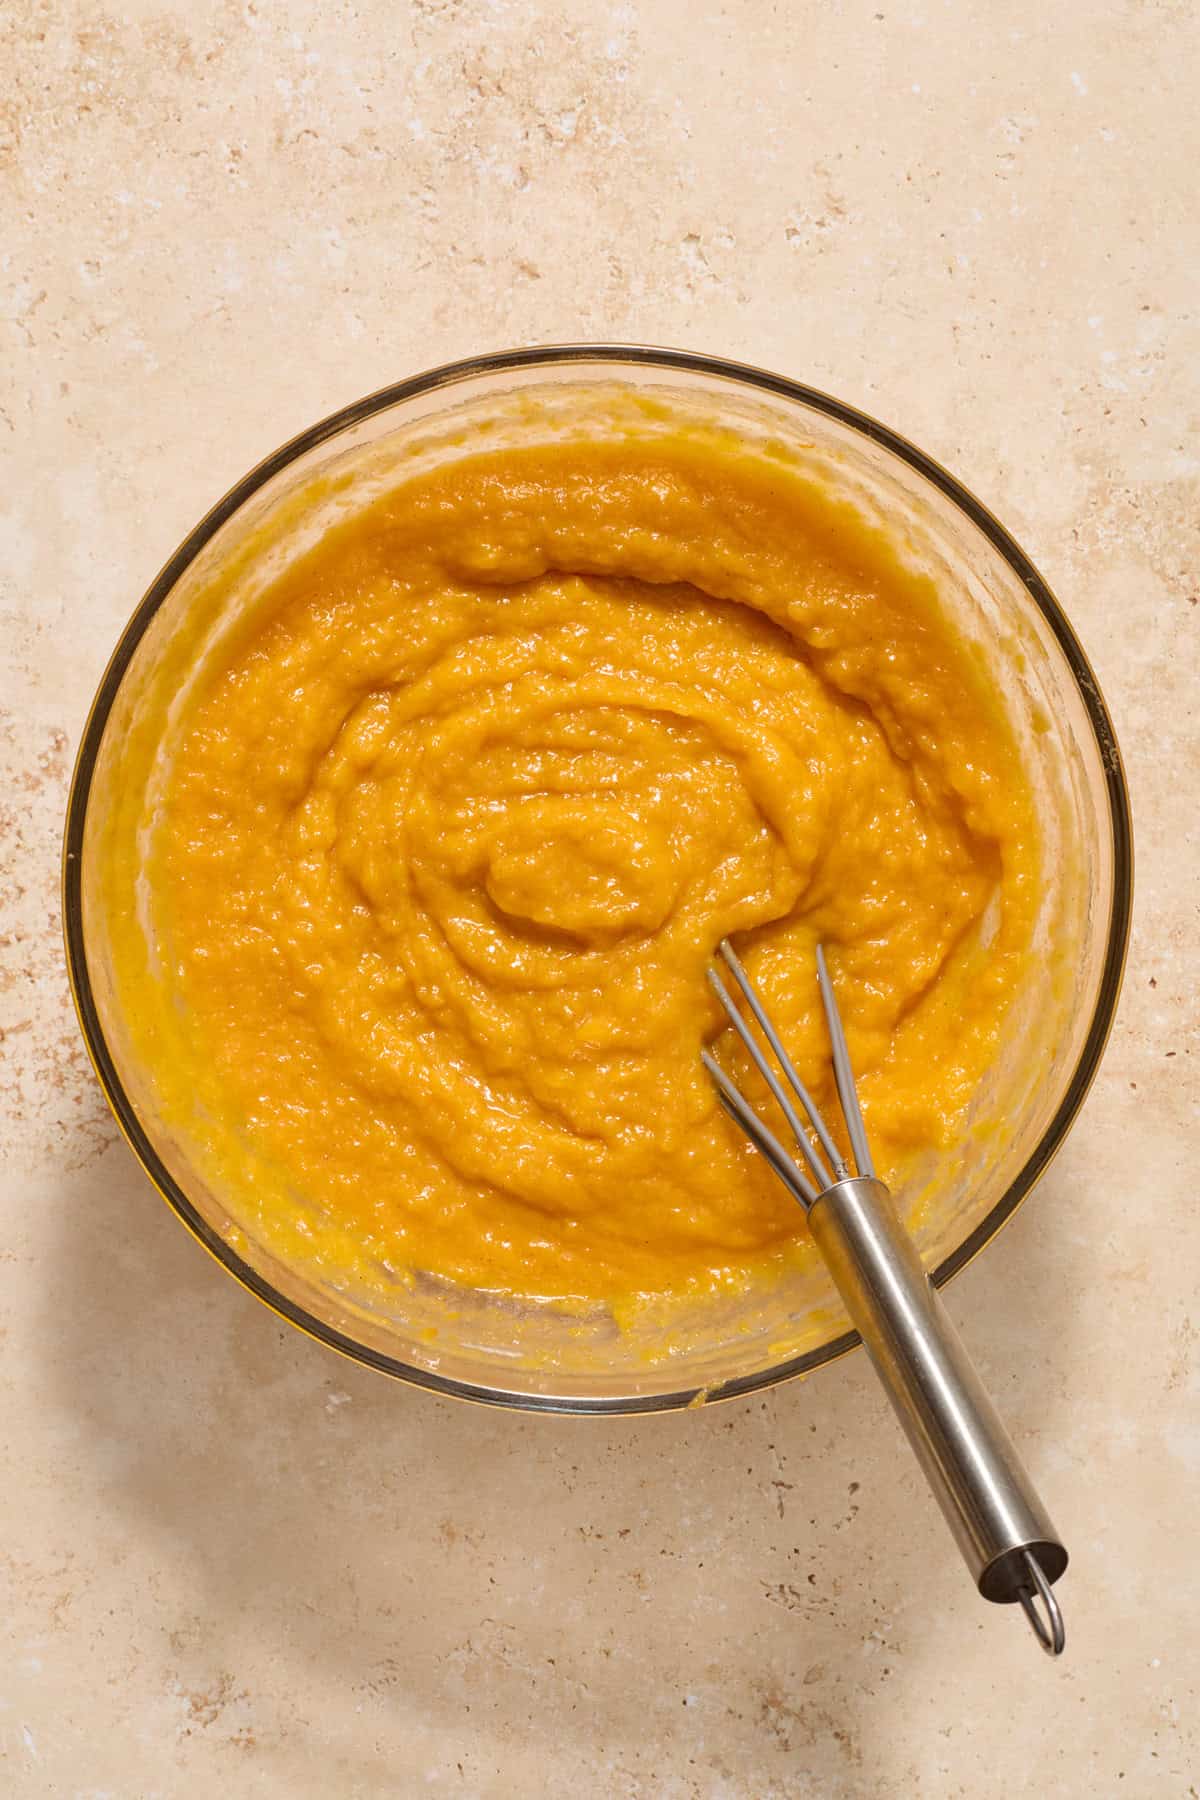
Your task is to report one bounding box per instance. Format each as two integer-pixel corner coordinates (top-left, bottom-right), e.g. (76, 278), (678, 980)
(139, 434), (1037, 1309)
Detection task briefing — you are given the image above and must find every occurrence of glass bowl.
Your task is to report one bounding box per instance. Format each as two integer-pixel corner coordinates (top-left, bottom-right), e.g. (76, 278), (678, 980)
(63, 346), (1132, 1414)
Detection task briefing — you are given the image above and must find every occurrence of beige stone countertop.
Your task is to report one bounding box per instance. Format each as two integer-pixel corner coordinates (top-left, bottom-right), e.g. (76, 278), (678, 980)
(2, 1), (1196, 1794)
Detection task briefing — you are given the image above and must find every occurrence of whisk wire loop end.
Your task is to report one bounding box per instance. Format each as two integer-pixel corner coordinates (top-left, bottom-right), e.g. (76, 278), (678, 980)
(1018, 1549), (1067, 1657)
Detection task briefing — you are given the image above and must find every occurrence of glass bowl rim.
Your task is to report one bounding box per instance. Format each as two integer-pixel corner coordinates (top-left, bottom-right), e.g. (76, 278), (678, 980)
(61, 341), (1134, 1416)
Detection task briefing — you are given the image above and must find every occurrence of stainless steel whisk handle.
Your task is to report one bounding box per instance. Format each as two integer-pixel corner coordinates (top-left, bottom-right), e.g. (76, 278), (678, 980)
(705, 937), (1068, 1654)
(808, 1174), (1067, 1652)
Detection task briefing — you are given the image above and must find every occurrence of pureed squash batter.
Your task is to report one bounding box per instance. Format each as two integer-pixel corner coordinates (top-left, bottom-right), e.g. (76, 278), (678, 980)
(126, 427), (1038, 1320)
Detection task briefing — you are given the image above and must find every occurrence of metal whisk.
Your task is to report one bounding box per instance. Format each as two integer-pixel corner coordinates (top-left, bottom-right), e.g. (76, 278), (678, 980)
(703, 938), (1068, 1656)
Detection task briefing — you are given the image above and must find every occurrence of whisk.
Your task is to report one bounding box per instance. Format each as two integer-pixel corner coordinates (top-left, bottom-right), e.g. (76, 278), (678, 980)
(703, 939), (1068, 1655)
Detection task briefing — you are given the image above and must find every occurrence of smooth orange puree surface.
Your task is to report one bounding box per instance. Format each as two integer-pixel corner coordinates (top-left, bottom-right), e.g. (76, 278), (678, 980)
(136, 433), (1038, 1311)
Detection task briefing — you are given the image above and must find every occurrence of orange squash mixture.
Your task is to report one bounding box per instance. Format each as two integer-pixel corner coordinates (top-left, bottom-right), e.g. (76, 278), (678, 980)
(118, 433), (1037, 1310)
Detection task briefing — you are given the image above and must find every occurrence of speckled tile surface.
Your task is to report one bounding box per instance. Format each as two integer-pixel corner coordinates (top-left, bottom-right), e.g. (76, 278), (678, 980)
(1, 1), (1197, 1794)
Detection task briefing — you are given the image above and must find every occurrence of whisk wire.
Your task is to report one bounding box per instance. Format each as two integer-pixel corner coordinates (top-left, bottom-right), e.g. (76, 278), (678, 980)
(815, 943), (875, 1181)
(700, 1051), (817, 1207)
(715, 941), (847, 1181)
(706, 966), (834, 1192)
(708, 943), (849, 1195)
